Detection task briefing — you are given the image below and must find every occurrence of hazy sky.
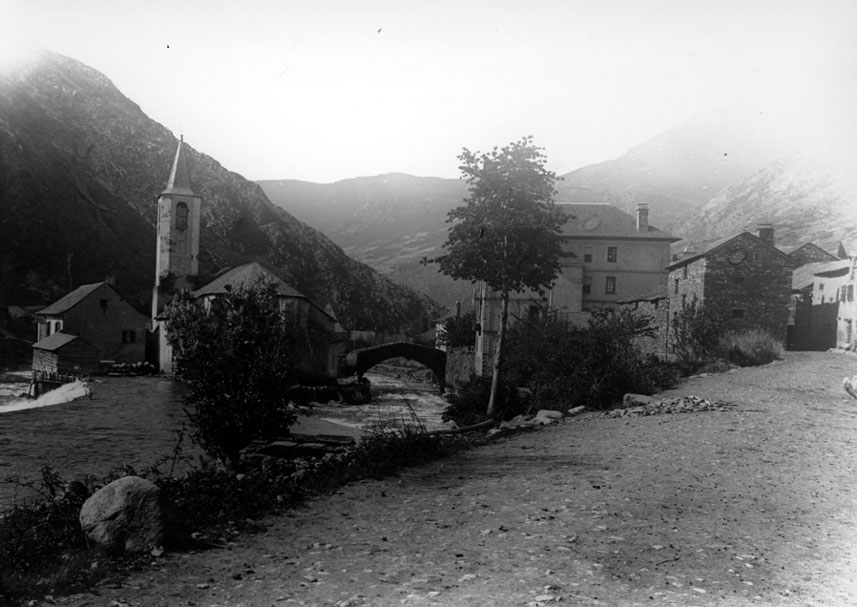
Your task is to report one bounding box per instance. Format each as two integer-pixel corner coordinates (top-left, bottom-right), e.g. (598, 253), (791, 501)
(2, 0), (855, 183)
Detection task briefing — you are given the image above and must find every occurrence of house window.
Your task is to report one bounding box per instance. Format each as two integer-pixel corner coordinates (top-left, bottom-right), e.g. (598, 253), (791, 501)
(681, 294), (687, 309)
(176, 202), (189, 231)
(121, 330), (136, 344)
(583, 277), (592, 295)
(607, 247), (617, 263)
(732, 308), (746, 319)
(849, 285), (854, 302)
(751, 252), (761, 263)
(584, 247), (593, 263)
(605, 276), (616, 294)
(100, 299), (108, 312)
(683, 265), (688, 278)
(674, 279), (679, 295)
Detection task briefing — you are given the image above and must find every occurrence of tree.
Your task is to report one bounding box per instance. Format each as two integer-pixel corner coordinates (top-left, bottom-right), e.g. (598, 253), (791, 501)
(436, 310), (476, 349)
(432, 136), (565, 418)
(163, 281), (305, 467)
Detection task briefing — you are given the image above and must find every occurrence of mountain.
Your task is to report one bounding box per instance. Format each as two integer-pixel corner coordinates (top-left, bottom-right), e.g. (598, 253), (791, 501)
(0, 52), (441, 332)
(672, 157), (857, 253)
(555, 108), (798, 231)
(259, 174), (475, 309)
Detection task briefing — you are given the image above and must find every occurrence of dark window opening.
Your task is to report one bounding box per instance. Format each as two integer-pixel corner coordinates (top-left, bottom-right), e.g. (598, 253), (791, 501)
(605, 276), (616, 294)
(121, 330), (136, 344)
(607, 247), (617, 263)
(584, 247), (592, 263)
(176, 202), (189, 231)
(732, 308), (746, 319)
(100, 299), (108, 312)
(583, 277), (592, 295)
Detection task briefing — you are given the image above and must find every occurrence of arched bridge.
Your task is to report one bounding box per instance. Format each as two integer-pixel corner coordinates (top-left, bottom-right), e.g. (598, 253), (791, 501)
(343, 342), (446, 389)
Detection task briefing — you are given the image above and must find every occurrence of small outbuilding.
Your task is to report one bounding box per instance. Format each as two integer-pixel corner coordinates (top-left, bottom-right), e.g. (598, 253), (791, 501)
(32, 332), (100, 376)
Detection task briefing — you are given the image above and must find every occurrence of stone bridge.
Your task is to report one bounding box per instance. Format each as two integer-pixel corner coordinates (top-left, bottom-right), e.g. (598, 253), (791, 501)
(342, 342), (447, 389)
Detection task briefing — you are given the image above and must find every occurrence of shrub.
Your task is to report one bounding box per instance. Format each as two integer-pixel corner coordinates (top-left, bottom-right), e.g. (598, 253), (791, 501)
(669, 300), (725, 373)
(163, 283), (310, 467)
(718, 329), (784, 367)
(503, 308), (679, 410)
(442, 374), (525, 426)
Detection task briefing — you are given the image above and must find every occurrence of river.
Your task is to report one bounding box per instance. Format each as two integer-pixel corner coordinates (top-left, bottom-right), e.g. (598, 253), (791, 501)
(0, 371), (448, 508)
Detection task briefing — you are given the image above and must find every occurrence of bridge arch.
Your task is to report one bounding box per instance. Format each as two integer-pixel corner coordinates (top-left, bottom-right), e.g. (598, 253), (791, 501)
(344, 342), (446, 389)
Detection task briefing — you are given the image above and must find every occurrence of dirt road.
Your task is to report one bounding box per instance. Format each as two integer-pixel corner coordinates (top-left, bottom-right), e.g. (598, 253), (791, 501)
(53, 351), (857, 606)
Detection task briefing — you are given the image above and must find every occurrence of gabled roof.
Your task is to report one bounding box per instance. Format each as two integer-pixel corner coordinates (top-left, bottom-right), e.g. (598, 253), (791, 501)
(667, 231), (797, 270)
(557, 203), (679, 242)
(194, 262), (306, 299)
(162, 136), (196, 197)
(37, 282), (106, 316)
(782, 242), (839, 262)
(814, 260), (851, 278)
(32, 331), (95, 352)
(791, 260), (849, 290)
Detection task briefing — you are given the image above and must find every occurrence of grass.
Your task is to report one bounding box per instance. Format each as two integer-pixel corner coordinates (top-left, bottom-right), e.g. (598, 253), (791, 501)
(0, 425), (474, 605)
(718, 329), (785, 367)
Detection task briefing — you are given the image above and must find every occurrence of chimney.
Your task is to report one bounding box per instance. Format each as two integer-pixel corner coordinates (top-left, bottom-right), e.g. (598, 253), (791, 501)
(636, 203), (649, 232)
(757, 224), (774, 246)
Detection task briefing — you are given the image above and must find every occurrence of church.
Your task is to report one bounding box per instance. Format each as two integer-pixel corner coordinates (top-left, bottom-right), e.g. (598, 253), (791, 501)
(149, 138), (347, 376)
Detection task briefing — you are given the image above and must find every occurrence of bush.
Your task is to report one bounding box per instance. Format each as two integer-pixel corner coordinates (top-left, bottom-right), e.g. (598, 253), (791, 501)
(669, 300), (726, 373)
(503, 309), (679, 410)
(718, 330), (784, 367)
(163, 283), (310, 467)
(442, 374), (526, 426)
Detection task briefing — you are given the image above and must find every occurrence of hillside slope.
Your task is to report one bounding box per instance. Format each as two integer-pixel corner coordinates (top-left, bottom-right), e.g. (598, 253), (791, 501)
(0, 52), (440, 331)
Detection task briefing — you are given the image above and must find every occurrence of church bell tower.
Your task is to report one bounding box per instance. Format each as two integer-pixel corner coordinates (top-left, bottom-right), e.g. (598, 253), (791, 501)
(152, 136), (201, 320)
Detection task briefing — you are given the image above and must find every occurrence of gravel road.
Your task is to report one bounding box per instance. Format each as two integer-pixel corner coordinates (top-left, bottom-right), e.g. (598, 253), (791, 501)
(52, 350), (857, 607)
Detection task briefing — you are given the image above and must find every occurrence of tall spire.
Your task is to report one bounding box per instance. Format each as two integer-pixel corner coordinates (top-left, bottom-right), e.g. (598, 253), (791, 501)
(162, 135), (194, 196)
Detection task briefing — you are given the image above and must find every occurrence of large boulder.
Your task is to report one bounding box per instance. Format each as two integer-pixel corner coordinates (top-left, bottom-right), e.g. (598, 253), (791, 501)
(79, 476), (183, 553)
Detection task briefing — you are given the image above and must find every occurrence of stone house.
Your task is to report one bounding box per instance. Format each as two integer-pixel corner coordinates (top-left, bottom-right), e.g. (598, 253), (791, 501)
(474, 202), (678, 375)
(35, 282), (149, 364)
(667, 226), (797, 344)
(193, 262), (348, 378)
(784, 242), (843, 266)
(32, 332), (100, 375)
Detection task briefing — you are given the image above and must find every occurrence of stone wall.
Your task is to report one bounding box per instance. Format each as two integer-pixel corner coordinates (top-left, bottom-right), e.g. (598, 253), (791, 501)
(445, 346), (476, 388)
(619, 297), (671, 359)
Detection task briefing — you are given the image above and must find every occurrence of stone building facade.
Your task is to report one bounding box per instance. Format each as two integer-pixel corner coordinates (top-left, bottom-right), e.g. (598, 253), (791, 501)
(667, 227), (797, 343)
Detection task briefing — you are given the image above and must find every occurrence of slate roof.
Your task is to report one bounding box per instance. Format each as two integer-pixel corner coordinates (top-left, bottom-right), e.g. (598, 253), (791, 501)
(666, 232), (797, 270)
(37, 282), (106, 316)
(32, 332), (93, 352)
(194, 262), (306, 299)
(557, 203), (679, 241)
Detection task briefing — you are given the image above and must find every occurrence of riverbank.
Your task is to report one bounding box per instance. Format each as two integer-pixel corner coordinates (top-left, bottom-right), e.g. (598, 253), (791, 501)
(42, 350), (857, 607)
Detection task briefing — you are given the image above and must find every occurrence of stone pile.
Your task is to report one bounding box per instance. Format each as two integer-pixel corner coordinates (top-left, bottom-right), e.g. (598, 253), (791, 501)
(600, 394), (736, 418)
(240, 433), (356, 467)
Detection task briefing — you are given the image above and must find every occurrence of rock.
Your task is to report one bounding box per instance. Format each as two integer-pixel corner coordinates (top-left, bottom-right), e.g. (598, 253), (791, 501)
(566, 405), (585, 416)
(623, 393), (658, 407)
(535, 410), (563, 420)
(79, 476), (183, 553)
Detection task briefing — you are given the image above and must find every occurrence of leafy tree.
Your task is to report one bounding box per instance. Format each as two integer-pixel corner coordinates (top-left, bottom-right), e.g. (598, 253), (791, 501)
(436, 310), (476, 348)
(163, 281), (305, 467)
(432, 137), (565, 417)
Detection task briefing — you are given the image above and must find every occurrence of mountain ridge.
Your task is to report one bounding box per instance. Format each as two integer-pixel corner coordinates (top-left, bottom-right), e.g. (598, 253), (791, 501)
(0, 52), (441, 332)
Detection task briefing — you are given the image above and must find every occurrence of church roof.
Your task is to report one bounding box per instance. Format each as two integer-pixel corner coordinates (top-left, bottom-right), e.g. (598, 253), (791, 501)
(194, 262), (306, 299)
(162, 136), (195, 197)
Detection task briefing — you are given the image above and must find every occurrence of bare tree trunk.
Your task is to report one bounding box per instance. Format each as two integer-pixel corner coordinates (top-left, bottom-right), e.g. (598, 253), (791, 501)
(486, 288), (510, 419)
